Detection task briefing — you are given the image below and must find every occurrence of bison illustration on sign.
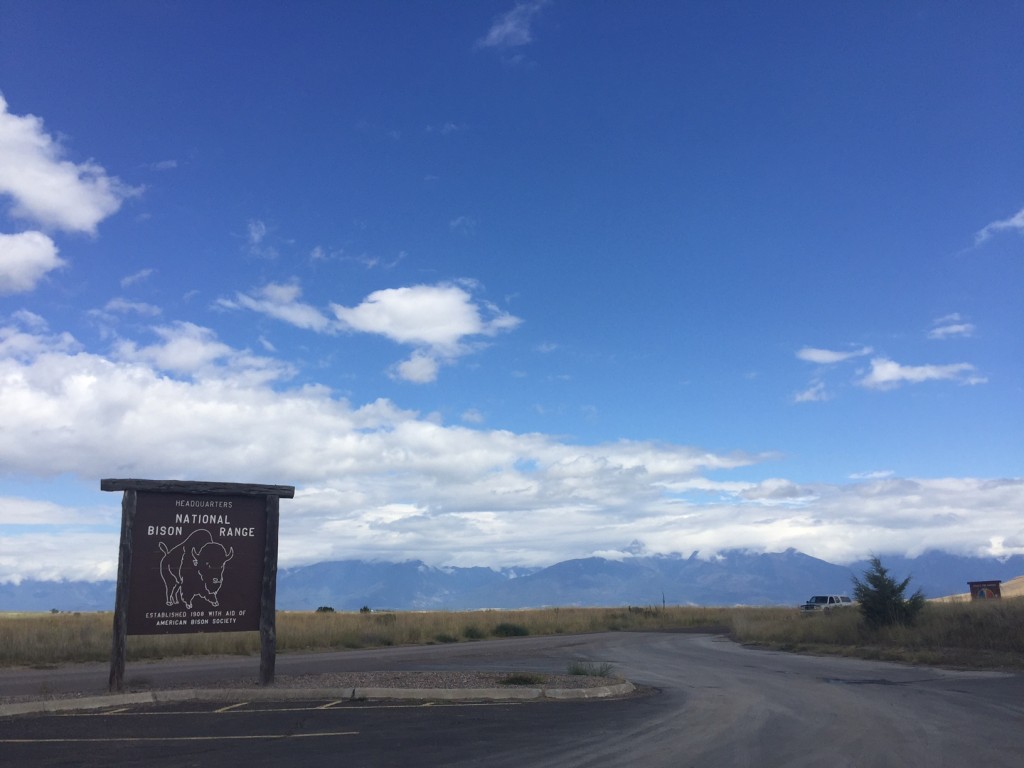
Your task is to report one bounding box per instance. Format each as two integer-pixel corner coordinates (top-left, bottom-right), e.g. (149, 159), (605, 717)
(158, 529), (234, 609)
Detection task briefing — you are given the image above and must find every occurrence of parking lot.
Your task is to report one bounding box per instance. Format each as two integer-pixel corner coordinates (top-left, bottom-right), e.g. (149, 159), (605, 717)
(1, 695), (639, 767)
(4, 631), (1024, 767)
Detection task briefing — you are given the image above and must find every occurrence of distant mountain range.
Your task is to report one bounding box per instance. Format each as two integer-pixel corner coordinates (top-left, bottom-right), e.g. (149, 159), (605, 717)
(3, 549), (1022, 613)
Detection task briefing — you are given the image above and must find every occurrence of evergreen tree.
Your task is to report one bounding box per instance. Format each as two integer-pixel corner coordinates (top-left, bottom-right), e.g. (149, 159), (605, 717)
(852, 556), (926, 628)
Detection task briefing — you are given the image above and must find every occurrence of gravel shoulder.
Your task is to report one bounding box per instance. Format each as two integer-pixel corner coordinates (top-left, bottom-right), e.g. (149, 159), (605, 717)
(252, 670), (624, 691)
(0, 636), (637, 707)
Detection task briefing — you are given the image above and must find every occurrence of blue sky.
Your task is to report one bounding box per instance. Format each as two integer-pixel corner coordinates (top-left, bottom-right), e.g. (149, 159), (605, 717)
(0, 1), (1021, 583)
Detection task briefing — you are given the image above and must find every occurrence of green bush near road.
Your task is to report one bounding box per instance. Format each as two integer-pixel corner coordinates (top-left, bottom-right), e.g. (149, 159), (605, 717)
(853, 557), (926, 628)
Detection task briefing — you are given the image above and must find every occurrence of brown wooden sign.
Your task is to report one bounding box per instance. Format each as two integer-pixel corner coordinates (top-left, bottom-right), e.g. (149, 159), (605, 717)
(102, 479), (294, 691)
(127, 492), (267, 634)
(968, 580), (1002, 599)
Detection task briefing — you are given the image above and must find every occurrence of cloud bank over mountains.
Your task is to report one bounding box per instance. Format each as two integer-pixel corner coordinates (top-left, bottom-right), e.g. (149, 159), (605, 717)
(1, 309), (1021, 583)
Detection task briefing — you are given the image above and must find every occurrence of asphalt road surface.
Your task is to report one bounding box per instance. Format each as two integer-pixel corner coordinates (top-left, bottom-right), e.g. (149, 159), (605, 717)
(2, 631), (1022, 767)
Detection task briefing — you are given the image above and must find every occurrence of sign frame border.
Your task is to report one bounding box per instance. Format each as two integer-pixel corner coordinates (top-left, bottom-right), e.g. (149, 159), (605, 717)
(102, 478), (294, 692)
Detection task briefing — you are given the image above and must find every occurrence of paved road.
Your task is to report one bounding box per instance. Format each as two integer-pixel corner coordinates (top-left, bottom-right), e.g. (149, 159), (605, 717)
(2, 632), (1022, 767)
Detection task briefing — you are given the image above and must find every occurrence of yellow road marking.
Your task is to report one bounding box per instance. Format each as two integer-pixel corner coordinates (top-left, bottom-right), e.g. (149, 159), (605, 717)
(317, 700), (344, 709)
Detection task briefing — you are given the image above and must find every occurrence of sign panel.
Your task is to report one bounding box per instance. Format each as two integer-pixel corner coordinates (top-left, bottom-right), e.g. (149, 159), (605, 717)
(126, 492), (267, 635)
(968, 580), (1002, 600)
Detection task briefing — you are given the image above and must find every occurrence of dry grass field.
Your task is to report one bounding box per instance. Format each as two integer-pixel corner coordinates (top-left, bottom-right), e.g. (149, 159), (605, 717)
(731, 596), (1024, 669)
(0, 605), (730, 668)
(2, 597), (1021, 671)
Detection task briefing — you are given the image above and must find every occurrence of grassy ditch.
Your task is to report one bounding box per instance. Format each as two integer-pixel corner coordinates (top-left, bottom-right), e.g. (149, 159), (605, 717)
(1, 600), (1021, 670)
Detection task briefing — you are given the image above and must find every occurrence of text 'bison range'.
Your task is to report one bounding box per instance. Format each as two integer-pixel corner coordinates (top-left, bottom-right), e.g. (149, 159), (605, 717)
(158, 529), (234, 610)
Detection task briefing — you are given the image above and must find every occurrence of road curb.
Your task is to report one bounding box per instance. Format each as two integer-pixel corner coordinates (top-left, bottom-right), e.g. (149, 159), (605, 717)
(0, 681), (635, 716)
(543, 681), (634, 699)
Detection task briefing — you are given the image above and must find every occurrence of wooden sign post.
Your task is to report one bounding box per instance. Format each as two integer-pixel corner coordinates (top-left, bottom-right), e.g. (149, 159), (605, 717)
(102, 479), (294, 693)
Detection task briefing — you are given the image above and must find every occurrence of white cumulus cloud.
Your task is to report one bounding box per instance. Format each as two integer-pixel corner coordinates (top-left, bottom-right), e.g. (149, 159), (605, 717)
(0, 93), (136, 234)
(0, 230), (65, 294)
(219, 281), (332, 333)
(331, 282), (521, 383)
(394, 349), (441, 383)
(0, 320), (1020, 581)
(221, 280), (521, 383)
(857, 358), (986, 390)
(333, 283), (504, 350)
(112, 321), (293, 383)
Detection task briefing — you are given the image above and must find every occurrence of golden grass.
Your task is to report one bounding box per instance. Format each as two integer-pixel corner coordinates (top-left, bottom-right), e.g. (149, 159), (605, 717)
(0, 605), (729, 668)
(2, 600), (1021, 670)
(732, 598), (1024, 668)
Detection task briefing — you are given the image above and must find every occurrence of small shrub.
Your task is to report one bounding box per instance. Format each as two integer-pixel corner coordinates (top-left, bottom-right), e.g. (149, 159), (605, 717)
(493, 622), (529, 637)
(462, 625), (486, 640)
(627, 605), (660, 617)
(434, 633), (459, 644)
(567, 660), (615, 677)
(498, 672), (546, 686)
